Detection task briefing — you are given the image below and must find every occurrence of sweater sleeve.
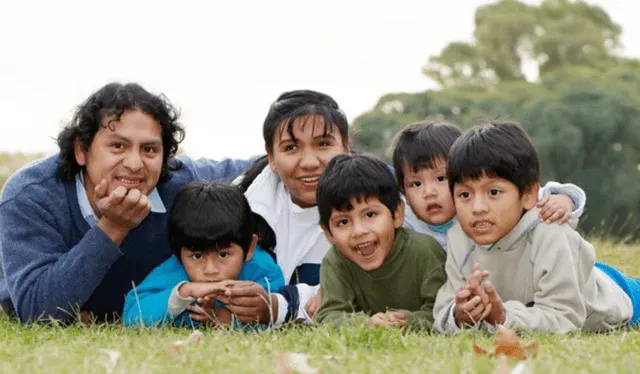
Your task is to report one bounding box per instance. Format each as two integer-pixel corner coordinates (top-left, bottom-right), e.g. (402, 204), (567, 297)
(0, 193), (123, 323)
(314, 251), (368, 327)
(122, 256), (191, 328)
(539, 181), (586, 224)
(180, 155), (256, 181)
(398, 246), (447, 331)
(496, 227), (591, 333)
(433, 227), (475, 334)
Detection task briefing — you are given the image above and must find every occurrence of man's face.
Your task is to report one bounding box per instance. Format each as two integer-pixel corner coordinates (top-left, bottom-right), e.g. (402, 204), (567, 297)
(74, 109), (164, 215)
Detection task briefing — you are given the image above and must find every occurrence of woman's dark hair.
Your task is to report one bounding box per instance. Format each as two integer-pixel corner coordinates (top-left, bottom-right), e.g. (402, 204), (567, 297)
(262, 90), (349, 152)
(56, 82), (185, 182)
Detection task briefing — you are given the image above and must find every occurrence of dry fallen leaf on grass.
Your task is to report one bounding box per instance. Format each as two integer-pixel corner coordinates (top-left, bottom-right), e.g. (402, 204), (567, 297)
(473, 326), (539, 361)
(166, 330), (205, 361)
(494, 355), (531, 374)
(276, 352), (320, 374)
(99, 349), (121, 374)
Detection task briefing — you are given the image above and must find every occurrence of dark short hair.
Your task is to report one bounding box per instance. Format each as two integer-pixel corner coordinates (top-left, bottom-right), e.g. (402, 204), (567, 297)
(168, 181), (255, 260)
(56, 82), (185, 182)
(262, 90), (349, 153)
(391, 121), (461, 190)
(447, 121), (540, 195)
(317, 154), (400, 232)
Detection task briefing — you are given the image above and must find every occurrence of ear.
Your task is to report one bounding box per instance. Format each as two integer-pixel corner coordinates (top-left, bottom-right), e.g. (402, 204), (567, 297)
(321, 224), (338, 245)
(266, 151), (278, 174)
(244, 234), (258, 262)
(393, 199), (406, 229)
(74, 138), (87, 166)
(523, 182), (541, 210)
(343, 139), (351, 154)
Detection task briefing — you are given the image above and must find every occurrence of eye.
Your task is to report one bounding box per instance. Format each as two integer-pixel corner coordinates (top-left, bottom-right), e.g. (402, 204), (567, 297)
(336, 219), (348, 227)
(457, 191), (470, 199)
(317, 140), (331, 147)
(489, 188), (501, 196)
(283, 144), (297, 152)
(191, 253), (202, 260)
(365, 211), (376, 218)
(409, 181), (421, 188)
(219, 251), (229, 259)
(113, 142), (123, 149)
(143, 146), (158, 153)
(437, 175), (446, 182)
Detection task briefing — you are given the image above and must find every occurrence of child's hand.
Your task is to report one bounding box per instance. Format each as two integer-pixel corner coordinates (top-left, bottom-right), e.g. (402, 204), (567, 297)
(482, 281), (506, 326)
(537, 195), (573, 224)
(179, 281), (230, 300)
(368, 311), (407, 329)
(187, 305), (233, 326)
(453, 264), (491, 326)
(304, 292), (322, 317)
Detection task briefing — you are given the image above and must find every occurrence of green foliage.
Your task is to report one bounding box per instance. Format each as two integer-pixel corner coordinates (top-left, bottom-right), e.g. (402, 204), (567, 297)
(424, 0), (622, 88)
(353, 0), (640, 237)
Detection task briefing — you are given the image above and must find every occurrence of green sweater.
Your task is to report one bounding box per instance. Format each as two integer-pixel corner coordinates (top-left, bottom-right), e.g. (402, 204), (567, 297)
(315, 227), (447, 330)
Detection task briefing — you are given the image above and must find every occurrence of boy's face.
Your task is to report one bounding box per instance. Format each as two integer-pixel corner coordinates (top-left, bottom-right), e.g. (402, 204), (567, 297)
(267, 115), (349, 208)
(453, 173), (538, 245)
(180, 237), (256, 282)
(322, 197), (405, 271)
(402, 158), (456, 225)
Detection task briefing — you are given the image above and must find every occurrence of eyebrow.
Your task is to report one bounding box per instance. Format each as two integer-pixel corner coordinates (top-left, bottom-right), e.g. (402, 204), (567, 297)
(107, 133), (162, 147)
(277, 133), (337, 147)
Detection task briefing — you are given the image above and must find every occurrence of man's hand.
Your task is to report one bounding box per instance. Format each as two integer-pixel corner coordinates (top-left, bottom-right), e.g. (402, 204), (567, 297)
(94, 179), (152, 245)
(368, 311), (407, 329)
(304, 292), (322, 318)
(483, 281), (506, 326)
(223, 280), (274, 324)
(537, 195), (574, 224)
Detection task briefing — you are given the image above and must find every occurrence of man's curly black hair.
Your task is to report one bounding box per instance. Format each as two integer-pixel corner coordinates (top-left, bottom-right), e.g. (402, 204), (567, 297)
(56, 82), (186, 182)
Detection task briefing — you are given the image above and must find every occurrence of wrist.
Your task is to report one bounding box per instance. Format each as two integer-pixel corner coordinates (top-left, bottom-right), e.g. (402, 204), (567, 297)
(178, 282), (192, 298)
(97, 217), (130, 246)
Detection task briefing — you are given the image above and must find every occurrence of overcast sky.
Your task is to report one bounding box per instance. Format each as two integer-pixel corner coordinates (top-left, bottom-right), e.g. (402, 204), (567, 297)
(1, 0), (638, 160)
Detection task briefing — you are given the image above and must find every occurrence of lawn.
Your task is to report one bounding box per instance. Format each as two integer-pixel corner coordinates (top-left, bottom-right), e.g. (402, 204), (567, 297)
(0, 237), (638, 374)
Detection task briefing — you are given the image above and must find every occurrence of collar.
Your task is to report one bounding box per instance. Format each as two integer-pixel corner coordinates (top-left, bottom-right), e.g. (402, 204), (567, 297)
(428, 218), (456, 234)
(75, 173), (166, 227)
(483, 208), (540, 252)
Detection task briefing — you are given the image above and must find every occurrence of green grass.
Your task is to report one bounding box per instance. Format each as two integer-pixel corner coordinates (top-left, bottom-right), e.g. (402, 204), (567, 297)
(1, 238), (639, 373)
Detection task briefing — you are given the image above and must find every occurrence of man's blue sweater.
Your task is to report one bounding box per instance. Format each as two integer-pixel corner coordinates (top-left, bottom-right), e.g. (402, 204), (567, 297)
(0, 154), (251, 323)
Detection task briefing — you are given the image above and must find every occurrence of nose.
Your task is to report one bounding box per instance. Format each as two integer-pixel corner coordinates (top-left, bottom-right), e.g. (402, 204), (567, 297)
(422, 182), (437, 198)
(123, 151), (143, 173)
(352, 219), (370, 237)
(203, 257), (220, 276)
(471, 196), (489, 214)
(298, 148), (321, 170)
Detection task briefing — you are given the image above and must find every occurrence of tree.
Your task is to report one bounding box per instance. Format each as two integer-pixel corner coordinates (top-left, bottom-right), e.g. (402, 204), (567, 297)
(424, 0), (622, 88)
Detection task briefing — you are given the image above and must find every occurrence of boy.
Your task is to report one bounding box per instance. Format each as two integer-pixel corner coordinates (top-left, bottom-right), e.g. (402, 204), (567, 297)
(392, 121), (586, 250)
(122, 181), (284, 327)
(314, 154), (446, 330)
(433, 121), (639, 333)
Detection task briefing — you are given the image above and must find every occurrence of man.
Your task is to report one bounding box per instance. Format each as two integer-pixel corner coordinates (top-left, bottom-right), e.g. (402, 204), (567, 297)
(0, 82), (252, 323)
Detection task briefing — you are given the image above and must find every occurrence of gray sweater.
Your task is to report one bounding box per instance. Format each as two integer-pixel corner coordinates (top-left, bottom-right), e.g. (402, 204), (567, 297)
(434, 207), (632, 333)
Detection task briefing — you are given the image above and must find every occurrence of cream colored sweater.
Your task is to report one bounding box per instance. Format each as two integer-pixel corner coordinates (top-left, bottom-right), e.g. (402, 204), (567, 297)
(434, 208), (632, 334)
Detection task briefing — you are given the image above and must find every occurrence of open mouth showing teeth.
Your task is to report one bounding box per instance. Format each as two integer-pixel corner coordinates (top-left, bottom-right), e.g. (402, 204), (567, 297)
(118, 178), (143, 187)
(299, 176), (319, 183)
(354, 241), (376, 257)
(472, 221), (493, 231)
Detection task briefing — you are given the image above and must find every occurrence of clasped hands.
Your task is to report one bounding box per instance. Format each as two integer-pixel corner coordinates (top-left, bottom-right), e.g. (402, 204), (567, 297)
(453, 263), (506, 328)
